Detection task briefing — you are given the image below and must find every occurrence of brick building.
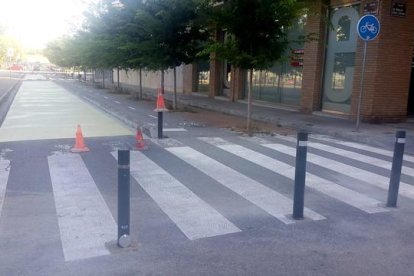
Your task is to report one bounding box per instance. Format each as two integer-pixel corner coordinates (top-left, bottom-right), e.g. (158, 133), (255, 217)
(114, 0), (414, 123)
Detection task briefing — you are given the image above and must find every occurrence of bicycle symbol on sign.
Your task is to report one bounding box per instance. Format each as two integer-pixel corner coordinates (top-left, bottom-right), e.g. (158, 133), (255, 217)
(359, 22), (378, 34)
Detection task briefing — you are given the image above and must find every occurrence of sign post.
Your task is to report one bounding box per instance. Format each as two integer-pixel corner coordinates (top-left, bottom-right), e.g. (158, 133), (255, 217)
(356, 15), (380, 131)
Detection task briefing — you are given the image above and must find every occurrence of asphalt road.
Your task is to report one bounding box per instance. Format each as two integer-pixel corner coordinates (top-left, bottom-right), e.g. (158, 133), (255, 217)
(1, 76), (414, 275)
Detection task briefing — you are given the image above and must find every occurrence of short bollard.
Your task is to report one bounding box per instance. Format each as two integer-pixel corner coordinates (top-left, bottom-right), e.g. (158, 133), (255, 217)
(158, 112), (163, 139)
(118, 149), (131, 248)
(293, 132), (308, 220)
(386, 131), (406, 207)
(154, 93), (168, 139)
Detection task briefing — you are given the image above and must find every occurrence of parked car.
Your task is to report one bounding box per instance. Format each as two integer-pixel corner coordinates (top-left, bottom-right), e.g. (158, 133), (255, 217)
(9, 64), (23, 71)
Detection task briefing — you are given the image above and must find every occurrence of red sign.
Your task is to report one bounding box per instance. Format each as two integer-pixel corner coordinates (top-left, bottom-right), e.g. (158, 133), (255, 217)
(290, 49), (304, 67)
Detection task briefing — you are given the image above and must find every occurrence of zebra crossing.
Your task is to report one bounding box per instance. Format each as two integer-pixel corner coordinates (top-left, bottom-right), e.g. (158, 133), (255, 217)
(0, 134), (413, 262)
(48, 153), (117, 262)
(252, 135), (414, 199)
(112, 150), (241, 240)
(200, 137), (387, 214)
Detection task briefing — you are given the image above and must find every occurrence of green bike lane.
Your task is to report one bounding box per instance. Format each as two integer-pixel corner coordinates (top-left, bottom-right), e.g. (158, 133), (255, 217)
(0, 80), (132, 142)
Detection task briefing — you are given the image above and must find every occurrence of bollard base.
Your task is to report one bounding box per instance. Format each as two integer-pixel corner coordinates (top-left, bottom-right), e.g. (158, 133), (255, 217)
(118, 234), (132, 248)
(289, 215), (312, 222)
(292, 215), (305, 221)
(386, 203), (398, 208)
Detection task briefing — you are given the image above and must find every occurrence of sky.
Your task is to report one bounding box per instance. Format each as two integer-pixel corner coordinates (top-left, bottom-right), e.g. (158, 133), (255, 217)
(0, 0), (94, 49)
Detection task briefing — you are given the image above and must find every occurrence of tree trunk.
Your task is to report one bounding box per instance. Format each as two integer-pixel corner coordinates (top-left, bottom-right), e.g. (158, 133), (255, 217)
(117, 67), (120, 88)
(173, 67), (177, 110)
(161, 69), (165, 94)
(247, 68), (253, 136)
(102, 69), (105, 88)
(139, 67), (143, 100)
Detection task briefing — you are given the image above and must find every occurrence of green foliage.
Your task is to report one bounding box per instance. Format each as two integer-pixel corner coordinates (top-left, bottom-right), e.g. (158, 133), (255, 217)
(43, 0), (311, 73)
(130, 0), (209, 71)
(0, 36), (23, 66)
(205, 0), (308, 70)
(44, 0), (208, 71)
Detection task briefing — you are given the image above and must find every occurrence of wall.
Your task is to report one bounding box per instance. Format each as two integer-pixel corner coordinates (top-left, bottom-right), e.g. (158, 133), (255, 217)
(113, 66), (184, 94)
(351, 0), (414, 122)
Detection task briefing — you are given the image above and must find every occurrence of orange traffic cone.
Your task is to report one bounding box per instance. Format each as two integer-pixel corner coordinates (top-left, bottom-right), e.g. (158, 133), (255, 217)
(135, 127), (147, 150)
(71, 125), (90, 153)
(154, 93), (168, 112)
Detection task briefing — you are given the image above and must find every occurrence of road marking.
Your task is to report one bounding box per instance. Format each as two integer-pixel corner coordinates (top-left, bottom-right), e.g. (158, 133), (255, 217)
(254, 140), (414, 200)
(201, 137), (387, 214)
(48, 153), (116, 262)
(114, 151), (240, 240)
(312, 135), (414, 163)
(114, 101), (121, 104)
(148, 115), (158, 119)
(164, 128), (187, 132)
(0, 160), (11, 218)
(128, 106), (136, 110)
(167, 146), (325, 223)
(275, 135), (414, 177)
(313, 141), (414, 176)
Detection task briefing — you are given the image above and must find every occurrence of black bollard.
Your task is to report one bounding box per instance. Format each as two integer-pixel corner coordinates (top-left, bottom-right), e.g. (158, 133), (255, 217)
(293, 132), (308, 220)
(386, 131), (406, 207)
(158, 112), (163, 139)
(118, 149), (131, 248)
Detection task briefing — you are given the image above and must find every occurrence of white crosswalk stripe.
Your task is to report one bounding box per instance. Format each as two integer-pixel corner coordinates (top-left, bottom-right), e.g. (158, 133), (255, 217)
(0, 160), (10, 218)
(166, 145), (325, 224)
(243, 136), (414, 200)
(114, 150), (241, 240)
(48, 153), (117, 262)
(201, 137), (387, 214)
(274, 135), (414, 177)
(309, 135), (414, 163)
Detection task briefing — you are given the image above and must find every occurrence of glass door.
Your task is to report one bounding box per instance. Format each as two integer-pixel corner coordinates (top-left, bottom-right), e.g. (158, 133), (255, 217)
(322, 5), (359, 113)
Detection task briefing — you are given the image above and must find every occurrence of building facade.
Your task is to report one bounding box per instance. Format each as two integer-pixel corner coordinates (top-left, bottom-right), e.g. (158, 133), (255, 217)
(113, 0), (414, 123)
(300, 0), (414, 123)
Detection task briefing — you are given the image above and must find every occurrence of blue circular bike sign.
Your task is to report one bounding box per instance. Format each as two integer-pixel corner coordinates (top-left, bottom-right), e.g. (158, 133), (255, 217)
(357, 15), (380, 41)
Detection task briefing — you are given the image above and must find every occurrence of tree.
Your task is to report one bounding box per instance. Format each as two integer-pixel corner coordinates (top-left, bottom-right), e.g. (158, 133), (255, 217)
(206, 0), (309, 135)
(132, 0), (208, 109)
(0, 35), (23, 67)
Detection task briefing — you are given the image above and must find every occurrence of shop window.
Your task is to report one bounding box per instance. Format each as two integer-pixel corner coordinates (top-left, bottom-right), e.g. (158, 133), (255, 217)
(197, 61), (210, 93)
(248, 19), (305, 107)
(322, 5), (359, 114)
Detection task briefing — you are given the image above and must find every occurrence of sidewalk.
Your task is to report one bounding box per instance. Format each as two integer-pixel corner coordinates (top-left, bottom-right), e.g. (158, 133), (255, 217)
(160, 91), (414, 155)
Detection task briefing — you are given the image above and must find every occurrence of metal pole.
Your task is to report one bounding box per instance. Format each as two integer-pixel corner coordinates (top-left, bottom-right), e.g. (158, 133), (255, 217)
(118, 149), (131, 248)
(158, 111), (163, 139)
(293, 132), (308, 219)
(356, 41), (368, 131)
(386, 131), (406, 207)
